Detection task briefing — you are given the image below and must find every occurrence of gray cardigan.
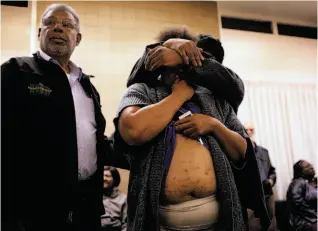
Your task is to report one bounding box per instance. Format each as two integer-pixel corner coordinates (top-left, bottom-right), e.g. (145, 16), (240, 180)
(101, 188), (127, 231)
(114, 83), (271, 231)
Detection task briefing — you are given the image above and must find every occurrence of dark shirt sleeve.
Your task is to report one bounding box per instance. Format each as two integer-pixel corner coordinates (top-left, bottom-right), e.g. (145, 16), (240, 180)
(90, 85), (114, 164)
(223, 104), (272, 230)
(268, 156), (277, 185)
(107, 133), (130, 170)
(126, 43), (163, 88)
(287, 179), (317, 229)
(1, 58), (19, 231)
(185, 59), (244, 114)
(127, 43), (244, 113)
(289, 180), (308, 210)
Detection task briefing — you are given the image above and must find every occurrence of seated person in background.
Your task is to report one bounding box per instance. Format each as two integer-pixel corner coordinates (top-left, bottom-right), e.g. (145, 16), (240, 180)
(287, 160), (317, 231)
(114, 27), (271, 231)
(101, 166), (127, 231)
(126, 25), (245, 114)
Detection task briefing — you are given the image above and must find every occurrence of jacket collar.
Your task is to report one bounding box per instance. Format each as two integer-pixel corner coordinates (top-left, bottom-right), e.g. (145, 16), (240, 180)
(253, 142), (261, 152)
(33, 52), (95, 81)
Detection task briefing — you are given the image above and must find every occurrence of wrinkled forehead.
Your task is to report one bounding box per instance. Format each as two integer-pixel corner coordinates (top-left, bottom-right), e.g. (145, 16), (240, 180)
(43, 10), (76, 22)
(244, 123), (255, 130)
(103, 170), (112, 176)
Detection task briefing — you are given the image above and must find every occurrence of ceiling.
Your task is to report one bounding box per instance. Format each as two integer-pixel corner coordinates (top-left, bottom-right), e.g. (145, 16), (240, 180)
(218, 1), (317, 26)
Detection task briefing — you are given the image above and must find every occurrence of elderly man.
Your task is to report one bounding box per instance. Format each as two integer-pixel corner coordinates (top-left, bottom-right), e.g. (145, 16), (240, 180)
(114, 28), (271, 231)
(244, 123), (278, 231)
(2, 4), (112, 231)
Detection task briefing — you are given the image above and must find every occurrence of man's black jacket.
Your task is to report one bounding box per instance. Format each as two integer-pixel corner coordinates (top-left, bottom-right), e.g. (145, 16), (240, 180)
(1, 54), (113, 230)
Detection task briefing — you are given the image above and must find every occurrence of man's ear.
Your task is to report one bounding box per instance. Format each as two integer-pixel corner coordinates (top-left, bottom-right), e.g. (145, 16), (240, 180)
(76, 33), (82, 46)
(38, 28), (41, 41)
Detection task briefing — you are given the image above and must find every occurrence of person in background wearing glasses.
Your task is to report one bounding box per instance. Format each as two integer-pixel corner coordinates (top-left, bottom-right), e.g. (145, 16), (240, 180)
(244, 122), (278, 231)
(2, 4), (113, 231)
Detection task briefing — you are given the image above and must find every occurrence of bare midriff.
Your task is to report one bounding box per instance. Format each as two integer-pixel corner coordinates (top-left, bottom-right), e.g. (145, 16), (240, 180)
(163, 134), (217, 204)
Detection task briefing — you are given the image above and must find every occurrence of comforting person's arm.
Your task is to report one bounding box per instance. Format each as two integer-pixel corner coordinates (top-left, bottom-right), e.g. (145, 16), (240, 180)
(163, 38), (244, 113)
(126, 43), (163, 88)
(185, 59), (244, 113)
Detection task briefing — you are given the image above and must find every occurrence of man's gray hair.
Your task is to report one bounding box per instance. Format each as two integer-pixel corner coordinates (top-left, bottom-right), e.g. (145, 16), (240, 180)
(40, 4), (80, 31)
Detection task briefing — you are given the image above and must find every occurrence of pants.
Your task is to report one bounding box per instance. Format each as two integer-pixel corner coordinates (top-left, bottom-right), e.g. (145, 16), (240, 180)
(300, 223), (317, 231)
(248, 195), (278, 231)
(68, 172), (102, 231)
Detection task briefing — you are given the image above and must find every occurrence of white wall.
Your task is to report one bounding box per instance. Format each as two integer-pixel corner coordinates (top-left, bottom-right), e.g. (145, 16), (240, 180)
(221, 29), (317, 84)
(219, 2), (317, 28)
(221, 29), (317, 124)
(1, 5), (33, 63)
(220, 27), (317, 199)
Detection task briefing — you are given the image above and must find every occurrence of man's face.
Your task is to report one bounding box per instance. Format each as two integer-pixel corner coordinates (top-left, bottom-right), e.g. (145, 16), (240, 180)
(103, 170), (114, 189)
(38, 10), (81, 59)
(244, 123), (255, 140)
(301, 161), (315, 178)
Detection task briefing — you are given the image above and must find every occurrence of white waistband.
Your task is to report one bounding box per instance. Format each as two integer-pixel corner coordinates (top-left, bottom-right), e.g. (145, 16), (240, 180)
(159, 195), (219, 231)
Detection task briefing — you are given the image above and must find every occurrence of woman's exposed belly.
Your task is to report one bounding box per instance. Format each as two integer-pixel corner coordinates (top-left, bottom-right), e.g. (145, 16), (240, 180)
(163, 134), (217, 204)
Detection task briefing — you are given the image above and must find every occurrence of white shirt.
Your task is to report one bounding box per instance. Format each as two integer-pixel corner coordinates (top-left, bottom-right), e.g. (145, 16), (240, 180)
(39, 50), (97, 180)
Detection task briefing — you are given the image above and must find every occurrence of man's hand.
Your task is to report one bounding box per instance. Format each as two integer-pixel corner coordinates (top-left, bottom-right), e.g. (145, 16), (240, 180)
(174, 114), (218, 138)
(163, 38), (204, 66)
(268, 179), (274, 187)
(145, 46), (182, 71)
